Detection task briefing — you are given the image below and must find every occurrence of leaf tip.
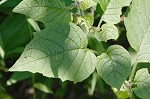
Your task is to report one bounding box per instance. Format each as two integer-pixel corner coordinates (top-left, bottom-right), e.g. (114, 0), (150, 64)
(12, 7), (18, 13)
(9, 67), (15, 72)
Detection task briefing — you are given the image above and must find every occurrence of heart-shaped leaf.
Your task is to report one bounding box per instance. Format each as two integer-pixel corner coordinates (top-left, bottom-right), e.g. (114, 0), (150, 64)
(95, 23), (119, 42)
(133, 68), (150, 99)
(96, 45), (131, 89)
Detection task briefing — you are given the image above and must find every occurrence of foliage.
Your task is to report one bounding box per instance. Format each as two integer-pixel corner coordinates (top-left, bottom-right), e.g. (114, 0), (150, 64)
(0, 0), (150, 99)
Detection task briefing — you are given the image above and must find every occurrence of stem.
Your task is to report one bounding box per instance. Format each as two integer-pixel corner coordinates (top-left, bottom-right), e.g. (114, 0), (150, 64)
(97, 18), (102, 28)
(76, 0), (83, 16)
(88, 72), (97, 95)
(129, 62), (138, 81)
(27, 17), (33, 40)
(79, 7), (83, 16)
(128, 58), (138, 99)
(124, 81), (133, 99)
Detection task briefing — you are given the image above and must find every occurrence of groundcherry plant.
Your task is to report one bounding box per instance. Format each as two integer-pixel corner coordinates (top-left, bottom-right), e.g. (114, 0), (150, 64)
(9, 0), (150, 99)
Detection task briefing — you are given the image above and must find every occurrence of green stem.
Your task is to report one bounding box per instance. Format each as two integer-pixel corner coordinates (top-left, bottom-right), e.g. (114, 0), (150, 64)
(97, 18), (102, 28)
(76, 0), (83, 16)
(88, 72), (97, 95)
(128, 60), (138, 99)
(79, 7), (83, 16)
(27, 16), (33, 40)
(124, 81), (133, 99)
(78, 3), (83, 16)
(129, 62), (138, 81)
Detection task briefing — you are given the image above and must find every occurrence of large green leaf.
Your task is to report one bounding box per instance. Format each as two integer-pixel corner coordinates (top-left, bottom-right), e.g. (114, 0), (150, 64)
(9, 23), (96, 83)
(125, 0), (150, 63)
(0, 14), (30, 57)
(13, 0), (72, 24)
(133, 68), (150, 99)
(101, 0), (132, 24)
(95, 23), (119, 42)
(96, 45), (131, 89)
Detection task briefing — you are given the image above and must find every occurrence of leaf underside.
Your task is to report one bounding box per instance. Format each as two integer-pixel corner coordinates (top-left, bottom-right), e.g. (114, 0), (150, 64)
(133, 68), (150, 99)
(95, 23), (119, 42)
(102, 0), (132, 24)
(13, 0), (72, 25)
(96, 45), (131, 89)
(125, 0), (150, 63)
(9, 23), (96, 83)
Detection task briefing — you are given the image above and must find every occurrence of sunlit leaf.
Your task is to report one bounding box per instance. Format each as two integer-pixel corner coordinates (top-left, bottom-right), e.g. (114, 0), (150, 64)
(133, 68), (150, 99)
(95, 23), (119, 42)
(13, 0), (72, 24)
(125, 0), (150, 63)
(96, 45), (131, 89)
(9, 23), (96, 83)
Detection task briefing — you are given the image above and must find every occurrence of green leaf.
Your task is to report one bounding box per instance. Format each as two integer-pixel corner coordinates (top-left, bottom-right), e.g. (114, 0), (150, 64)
(101, 0), (132, 24)
(122, 0), (133, 6)
(9, 23), (96, 83)
(83, 14), (94, 27)
(95, 23), (119, 42)
(77, 14), (94, 33)
(63, 0), (75, 7)
(96, 4), (104, 16)
(87, 32), (108, 55)
(125, 0), (150, 63)
(13, 0), (72, 25)
(0, 14), (30, 56)
(34, 83), (53, 94)
(137, 63), (150, 72)
(99, 0), (110, 11)
(133, 68), (150, 99)
(96, 45), (131, 89)
(80, 0), (97, 11)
